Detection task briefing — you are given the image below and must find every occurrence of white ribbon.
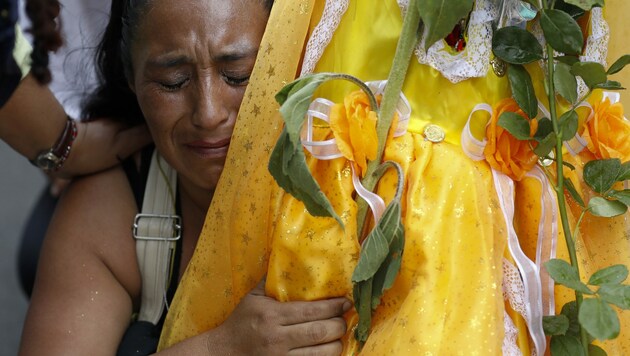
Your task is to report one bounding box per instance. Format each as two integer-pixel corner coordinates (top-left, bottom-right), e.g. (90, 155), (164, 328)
(492, 171), (545, 356)
(301, 80), (411, 223)
(526, 166), (558, 317)
(461, 103), (565, 356)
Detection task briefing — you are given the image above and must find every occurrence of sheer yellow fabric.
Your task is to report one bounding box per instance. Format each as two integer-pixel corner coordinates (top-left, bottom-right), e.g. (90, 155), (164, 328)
(160, 0), (630, 354)
(157, 0), (315, 348)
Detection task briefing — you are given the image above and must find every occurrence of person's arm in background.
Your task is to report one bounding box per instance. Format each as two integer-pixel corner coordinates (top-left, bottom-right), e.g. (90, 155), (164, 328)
(0, 73), (151, 178)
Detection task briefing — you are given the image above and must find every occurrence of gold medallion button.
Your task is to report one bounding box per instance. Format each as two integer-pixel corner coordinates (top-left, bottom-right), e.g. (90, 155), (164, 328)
(423, 124), (445, 143)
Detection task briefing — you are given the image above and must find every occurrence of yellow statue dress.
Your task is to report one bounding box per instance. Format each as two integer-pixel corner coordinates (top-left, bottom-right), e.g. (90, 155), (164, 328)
(159, 1), (629, 354)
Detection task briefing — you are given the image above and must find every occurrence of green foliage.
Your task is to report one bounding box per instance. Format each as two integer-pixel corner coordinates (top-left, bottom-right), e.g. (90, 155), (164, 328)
(544, 314), (571, 336)
(269, 130), (343, 226)
(610, 190), (630, 206)
(579, 298), (620, 340)
(497, 112), (533, 140)
(353, 162), (405, 345)
(563, 0), (604, 11)
(540, 9), (583, 55)
(275, 73), (336, 147)
(493, 26), (544, 64)
(588, 344), (608, 356)
(607, 54), (630, 75)
(617, 162), (630, 181)
(564, 178), (585, 208)
(598, 284), (630, 309)
(588, 197), (628, 218)
(533, 132), (557, 157)
(558, 110), (578, 141)
(583, 159), (622, 195)
(534, 117), (554, 141)
(554, 62), (578, 104)
(588, 265), (629, 286)
(550, 335), (586, 356)
(594, 81), (625, 90)
(545, 259), (594, 295)
(508, 64), (538, 118)
(571, 62), (608, 89)
(416, 0), (474, 50)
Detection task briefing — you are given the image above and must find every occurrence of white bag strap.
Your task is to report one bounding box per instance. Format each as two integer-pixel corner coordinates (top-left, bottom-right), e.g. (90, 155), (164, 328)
(132, 151), (180, 324)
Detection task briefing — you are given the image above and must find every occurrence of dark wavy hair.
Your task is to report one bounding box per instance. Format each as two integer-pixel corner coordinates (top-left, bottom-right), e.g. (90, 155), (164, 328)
(25, 0), (63, 84)
(83, 0), (274, 125)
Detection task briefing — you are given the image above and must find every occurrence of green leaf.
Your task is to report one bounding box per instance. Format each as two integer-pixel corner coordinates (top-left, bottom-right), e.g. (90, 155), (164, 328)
(275, 73), (335, 148)
(353, 280), (372, 344)
(593, 81), (625, 91)
(571, 62), (608, 90)
(545, 259), (594, 294)
(417, 0), (474, 49)
(588, 197), (628, 217)
(588, 344), (608, 356)
(352, 226), (392, 282)
(555, 0), (586, 18)
(555, 62), (578, 104)
(610, 190), (630, 207)
(608, 54), (630, 75)
(352, 166), (405, 283)
(556, 55), (580, 66)
(598, 284), (630, 309)
(559, 110), (579, 141)
(561, 301), (581, 337)
(371, 227), (404, 310)
(618, 162), (630, 181)
(540, 9), (584, 55)
(543, 314), (570, 336)
(534, 117), (553, 141)
(564, 178), (585, 208)
(492, 26), (544, 64)
(268, 130), (343, 226)
(564, 0), (605, 11)
(589, 265), (629, 286)
(583, 159), (622, 194)
(550, 335), (586, 356)
(498, 112), (532, 140)
(508, 64), (538, 118)
(579, 297), (620, 340)
(534, 132), (557, 157)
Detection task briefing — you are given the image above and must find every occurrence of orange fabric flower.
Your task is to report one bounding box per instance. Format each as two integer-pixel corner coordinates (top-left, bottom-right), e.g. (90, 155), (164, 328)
(484, 98), (539, 181)
(329, 90), (378, 176)
(581, 98), (630, 162)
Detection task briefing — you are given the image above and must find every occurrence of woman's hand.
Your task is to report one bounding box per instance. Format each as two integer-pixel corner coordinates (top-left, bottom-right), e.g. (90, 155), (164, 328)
(216, 280), (351, 355)
(57, 120), (151, 178)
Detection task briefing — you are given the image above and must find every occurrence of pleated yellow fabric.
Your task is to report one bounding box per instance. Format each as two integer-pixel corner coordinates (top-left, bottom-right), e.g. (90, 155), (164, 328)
(160, 0), (630, 354)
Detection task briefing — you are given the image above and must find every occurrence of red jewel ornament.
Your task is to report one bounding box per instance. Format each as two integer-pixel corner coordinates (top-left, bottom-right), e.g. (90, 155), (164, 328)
(445, 23), (466, 52)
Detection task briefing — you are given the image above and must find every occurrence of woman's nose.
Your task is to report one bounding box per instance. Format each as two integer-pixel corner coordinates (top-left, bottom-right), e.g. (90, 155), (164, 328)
(190, 77), (230, 130)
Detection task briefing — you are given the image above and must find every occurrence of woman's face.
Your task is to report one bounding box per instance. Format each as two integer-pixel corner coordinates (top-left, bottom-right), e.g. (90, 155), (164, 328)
(130, 0), (268, 191)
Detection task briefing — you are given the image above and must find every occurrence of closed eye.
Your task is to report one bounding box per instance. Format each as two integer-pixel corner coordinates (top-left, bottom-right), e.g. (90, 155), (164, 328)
(223, 73), (251, 86)
(159, 77), (190, 91)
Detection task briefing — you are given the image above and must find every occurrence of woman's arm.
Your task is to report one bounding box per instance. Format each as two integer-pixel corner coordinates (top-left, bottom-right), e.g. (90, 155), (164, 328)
(19, 166), (142, 355)
(0, 74), (151, 178)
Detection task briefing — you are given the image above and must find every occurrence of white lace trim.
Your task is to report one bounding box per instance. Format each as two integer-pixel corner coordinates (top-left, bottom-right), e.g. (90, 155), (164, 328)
(503, 311), (523, 356)
(503, 258), (537, 355)
(300, 0), (350, 76)
(403, 0), (497, 83)
(503, 258), (529, 320)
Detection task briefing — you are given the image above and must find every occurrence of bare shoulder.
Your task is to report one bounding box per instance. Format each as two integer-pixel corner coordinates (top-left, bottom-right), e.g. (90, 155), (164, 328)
(20, 166), (141, 355)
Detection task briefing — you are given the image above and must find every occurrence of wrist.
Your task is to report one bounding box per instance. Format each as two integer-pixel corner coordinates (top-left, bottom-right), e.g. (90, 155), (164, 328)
(31, 116), (77, 173)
